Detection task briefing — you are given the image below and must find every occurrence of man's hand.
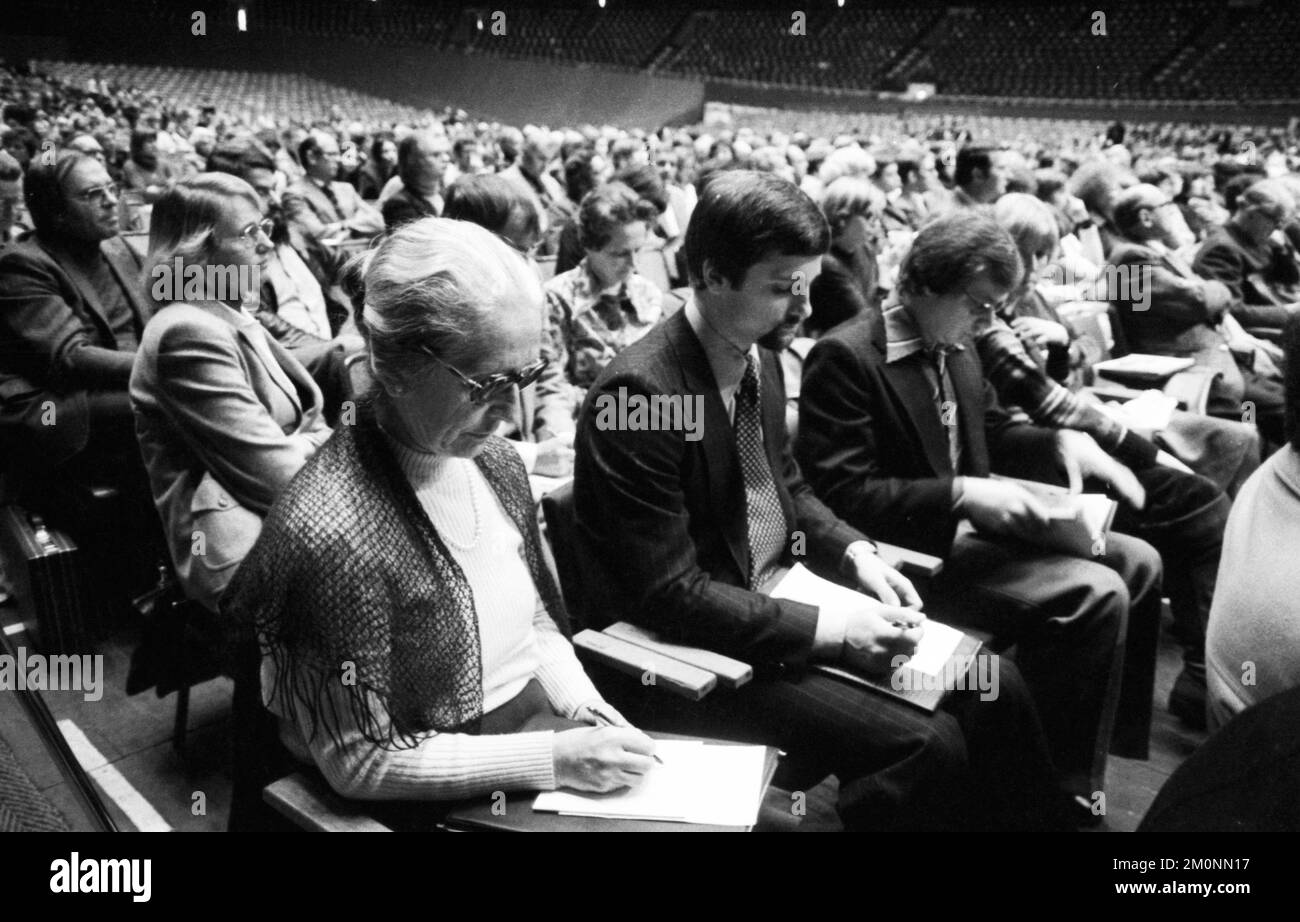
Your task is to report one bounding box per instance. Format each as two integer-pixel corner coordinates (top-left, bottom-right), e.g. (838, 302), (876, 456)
(1011, 315), (1069, 349)
(842, 603), (926, 676)
(959, 477), (1053, 540)
(1055, 429), (1146, 510)
(844, 542), (922, 609)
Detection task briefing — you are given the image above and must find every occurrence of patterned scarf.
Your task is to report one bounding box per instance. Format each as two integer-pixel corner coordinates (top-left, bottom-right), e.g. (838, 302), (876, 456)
(221, 397), (569, 750)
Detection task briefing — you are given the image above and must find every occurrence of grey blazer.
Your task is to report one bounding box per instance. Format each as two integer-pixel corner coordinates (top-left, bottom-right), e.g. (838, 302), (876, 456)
(130, 300), (332, 611)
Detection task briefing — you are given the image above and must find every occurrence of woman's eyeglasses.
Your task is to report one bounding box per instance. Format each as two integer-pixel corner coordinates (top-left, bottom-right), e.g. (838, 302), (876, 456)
(424, 351), (549, 405)
(232, 219), (275, 244)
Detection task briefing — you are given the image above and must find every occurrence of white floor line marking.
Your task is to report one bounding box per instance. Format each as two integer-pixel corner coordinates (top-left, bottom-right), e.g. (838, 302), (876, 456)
(56, 719), (173, 832)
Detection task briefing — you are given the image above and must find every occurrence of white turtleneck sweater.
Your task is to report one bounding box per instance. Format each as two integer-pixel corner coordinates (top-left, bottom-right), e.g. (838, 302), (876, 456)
(266, 441), (605, 801)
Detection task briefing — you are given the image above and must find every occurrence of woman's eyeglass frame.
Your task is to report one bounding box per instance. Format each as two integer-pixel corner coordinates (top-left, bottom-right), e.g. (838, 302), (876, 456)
(421, 349), (549, 405)
(228, 218), (276, 245)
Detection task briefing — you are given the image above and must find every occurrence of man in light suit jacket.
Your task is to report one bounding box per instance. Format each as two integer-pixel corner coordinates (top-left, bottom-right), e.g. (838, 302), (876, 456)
(796, 210), (1164, 803)
(574, 171), (1070, 831)
(282, 130), (383, 253)
(1108, 183), (1285, 447)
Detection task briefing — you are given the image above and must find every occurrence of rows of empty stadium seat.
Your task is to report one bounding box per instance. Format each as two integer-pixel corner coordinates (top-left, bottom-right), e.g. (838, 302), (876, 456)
(44, 1), (1300, 104)
(34, 61), (438, 127)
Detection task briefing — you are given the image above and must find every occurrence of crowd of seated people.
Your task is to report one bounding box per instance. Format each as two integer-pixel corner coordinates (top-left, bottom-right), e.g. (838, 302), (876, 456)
(3, 57), (1300, 832)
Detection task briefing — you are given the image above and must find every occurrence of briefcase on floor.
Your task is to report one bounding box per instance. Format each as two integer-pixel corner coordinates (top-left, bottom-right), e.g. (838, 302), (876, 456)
(0, 504), (99, 655)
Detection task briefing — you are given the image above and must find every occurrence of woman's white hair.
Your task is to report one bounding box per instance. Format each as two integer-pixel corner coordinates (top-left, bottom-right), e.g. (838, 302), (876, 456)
(358, 217), (543, 394)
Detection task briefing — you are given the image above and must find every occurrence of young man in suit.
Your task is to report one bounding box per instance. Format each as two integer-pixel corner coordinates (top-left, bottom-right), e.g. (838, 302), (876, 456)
(573, 171), (1071, 831)
(796, 209), (1164, 801)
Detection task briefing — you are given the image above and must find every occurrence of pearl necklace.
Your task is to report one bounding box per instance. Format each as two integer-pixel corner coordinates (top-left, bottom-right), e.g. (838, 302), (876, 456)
(438, 459), (483, 552)
(377, 415), (482, 551)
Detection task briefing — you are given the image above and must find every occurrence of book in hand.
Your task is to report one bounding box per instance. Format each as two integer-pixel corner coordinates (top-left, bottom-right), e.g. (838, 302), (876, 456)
(992, 476), (1118, 558)
(767, 564), (982, 713)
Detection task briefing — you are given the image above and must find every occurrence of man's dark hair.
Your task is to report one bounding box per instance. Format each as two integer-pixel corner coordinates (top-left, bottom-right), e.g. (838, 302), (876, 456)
(129, 129), (157, 160)
(1223, 173), (1267, 214)
(369, 132), (396, 163)
(896, 208), (1022, 298)
(297, 132), (324, 169)
(897, 159), (920, 187)
(955, 146), (997, 189)
(563, 149), (597, 204)
(451, 137), (476, 159)
(684, 169), (829, 288)
(205, 139), (275, 180)
(1284, 313), (1300, 452)
(444, 173), (536, 237)
(577, 182), (659, 252)
(1034, 169), (1068, 202)
(612, 163), (668, 215)
(24, 150), (95, 236)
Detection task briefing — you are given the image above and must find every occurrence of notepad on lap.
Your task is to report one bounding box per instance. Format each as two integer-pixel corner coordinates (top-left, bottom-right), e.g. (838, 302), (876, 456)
(767, 564), (978, 711)
(533, 740), (768, 826)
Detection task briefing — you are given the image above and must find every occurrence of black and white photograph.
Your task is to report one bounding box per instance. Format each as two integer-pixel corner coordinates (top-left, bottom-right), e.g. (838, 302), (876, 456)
(0, 0), (1295, 894)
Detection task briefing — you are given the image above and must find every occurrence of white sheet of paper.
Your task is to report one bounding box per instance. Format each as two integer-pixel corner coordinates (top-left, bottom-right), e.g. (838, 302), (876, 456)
(769, 564), (963, 677)
(533, 740), (767, 826)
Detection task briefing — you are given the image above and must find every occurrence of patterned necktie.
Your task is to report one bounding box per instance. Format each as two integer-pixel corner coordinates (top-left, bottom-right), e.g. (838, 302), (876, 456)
(734, 353), (788, 590)
(928, 345), (963, 475)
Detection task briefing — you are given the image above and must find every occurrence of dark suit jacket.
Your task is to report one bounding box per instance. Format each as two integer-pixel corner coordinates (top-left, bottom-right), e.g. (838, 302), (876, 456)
(573, 309), (868, 672)
(381, 184), (439, 229)
(1193, 223), (1300, 331)
(1107, 238), (1244, 406)
(795, 313), (1058, 558)
(809, 243), (879, 336)
(0, 235), (149, 465)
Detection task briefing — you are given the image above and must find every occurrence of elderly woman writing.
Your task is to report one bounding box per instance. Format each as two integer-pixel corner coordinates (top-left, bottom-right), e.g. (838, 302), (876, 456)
(223, 217), (656, 801)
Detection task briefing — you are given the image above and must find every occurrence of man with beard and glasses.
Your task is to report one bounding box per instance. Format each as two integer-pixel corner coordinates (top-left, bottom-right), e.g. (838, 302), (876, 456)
(572, 171), (1073, 831)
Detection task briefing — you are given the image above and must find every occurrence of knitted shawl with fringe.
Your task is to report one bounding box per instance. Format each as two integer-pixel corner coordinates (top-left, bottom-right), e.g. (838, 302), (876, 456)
(221, 399), (570, 750)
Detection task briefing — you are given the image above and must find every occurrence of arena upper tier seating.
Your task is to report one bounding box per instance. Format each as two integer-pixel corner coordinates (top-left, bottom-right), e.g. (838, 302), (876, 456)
(222, 0), (1300, 102)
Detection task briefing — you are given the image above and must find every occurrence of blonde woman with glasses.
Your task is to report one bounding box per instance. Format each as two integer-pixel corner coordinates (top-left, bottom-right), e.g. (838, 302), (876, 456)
(130, 172), (331, 614)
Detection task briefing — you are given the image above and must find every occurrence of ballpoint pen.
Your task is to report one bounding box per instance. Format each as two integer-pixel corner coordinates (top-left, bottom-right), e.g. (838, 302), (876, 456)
(588, 704), (664, 764)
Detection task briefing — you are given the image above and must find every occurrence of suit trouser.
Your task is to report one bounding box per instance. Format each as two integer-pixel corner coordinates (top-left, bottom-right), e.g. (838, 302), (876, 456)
(1112, 466), (1228, 667)
(927, 531), (1163, 798)
(599, 654), (1067, 831)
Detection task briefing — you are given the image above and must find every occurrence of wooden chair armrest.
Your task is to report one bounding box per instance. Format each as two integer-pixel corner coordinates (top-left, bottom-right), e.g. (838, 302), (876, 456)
(874, 542), (944, 578)
(263, 773), (393, 832)
(1163, 368), (1217, 416)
